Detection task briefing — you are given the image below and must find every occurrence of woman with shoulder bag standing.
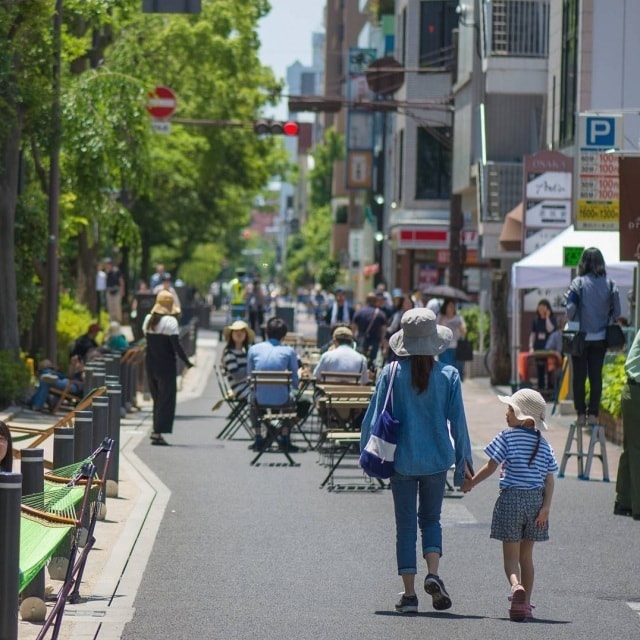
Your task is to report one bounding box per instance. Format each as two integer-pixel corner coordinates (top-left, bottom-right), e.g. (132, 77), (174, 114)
(360, 308), (474, 614)
(143, 290), (194, 445)
(565, 247), (621, 427)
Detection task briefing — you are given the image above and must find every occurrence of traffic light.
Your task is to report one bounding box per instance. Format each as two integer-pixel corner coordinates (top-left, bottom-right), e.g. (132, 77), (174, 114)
(253, 119), (299, 136)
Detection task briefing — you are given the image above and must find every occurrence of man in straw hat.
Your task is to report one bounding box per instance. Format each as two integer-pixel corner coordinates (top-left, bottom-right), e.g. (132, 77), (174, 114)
(143, 290), (194, 445)
(360, 308), (473, 614)
(462, 388), (557, 621)
(313, 325), (368, 384)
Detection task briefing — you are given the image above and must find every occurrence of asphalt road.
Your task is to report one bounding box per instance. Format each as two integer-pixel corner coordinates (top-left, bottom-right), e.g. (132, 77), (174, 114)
(120, 329), (640, 640)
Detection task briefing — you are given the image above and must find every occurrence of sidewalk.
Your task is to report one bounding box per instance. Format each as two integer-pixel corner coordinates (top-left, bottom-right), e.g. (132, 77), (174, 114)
(2, 323), (620, 639)
(2, 332), (217, 640)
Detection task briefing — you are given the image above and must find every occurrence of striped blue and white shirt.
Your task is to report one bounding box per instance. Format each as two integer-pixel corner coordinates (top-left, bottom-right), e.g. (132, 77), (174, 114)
(485, 426), (558, 490)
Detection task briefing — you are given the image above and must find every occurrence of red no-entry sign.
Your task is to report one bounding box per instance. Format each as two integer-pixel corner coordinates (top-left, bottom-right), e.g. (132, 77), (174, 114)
(146, 86), (177, 119)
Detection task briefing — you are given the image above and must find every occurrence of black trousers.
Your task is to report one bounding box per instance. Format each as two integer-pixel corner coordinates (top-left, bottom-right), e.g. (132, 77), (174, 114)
(146, 362), (177, 434)
(571, 339), (607, 416)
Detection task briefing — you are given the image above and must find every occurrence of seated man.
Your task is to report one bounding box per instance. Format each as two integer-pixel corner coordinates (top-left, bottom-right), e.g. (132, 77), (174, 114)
(246, 317), (310, 452)
(70, 323), (101, 362)
(30, 357), (84, 412)
(313, 325), (369, 428)
(313, 325), (369, 384)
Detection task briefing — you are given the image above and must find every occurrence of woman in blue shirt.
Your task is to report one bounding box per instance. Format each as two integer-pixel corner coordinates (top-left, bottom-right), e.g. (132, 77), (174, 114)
(360, 308), (473, 614)
(565, 247), (621, 426)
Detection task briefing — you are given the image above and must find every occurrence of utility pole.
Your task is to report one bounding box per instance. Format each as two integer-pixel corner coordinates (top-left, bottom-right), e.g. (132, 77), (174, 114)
(46, 0), (63, 363)
(448, 29), (464, 289)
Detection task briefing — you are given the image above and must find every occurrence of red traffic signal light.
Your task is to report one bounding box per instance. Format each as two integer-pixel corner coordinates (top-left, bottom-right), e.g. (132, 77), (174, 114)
(282, 121), (299, 136)
(253, 119), (299, 136)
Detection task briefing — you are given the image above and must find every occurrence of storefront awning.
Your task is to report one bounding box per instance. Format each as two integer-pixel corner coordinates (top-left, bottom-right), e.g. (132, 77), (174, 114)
(498, 202), (523, 252)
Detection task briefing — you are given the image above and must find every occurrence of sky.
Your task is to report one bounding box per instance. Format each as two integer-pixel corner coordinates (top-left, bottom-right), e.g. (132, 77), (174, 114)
(257, 0), (326, 118)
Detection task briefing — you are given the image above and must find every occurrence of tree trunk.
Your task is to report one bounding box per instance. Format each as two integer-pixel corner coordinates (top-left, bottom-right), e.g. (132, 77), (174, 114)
(489, 269), (511, 385)
(0, 125), (22, 354)
(77, 226), (97, 314)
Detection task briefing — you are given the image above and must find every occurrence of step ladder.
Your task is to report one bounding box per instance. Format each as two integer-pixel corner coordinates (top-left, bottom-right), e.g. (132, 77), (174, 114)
(558, 421), (609, 482)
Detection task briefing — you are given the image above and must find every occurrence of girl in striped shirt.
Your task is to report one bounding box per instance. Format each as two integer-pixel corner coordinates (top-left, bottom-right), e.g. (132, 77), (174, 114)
(462, 389), (558, 622)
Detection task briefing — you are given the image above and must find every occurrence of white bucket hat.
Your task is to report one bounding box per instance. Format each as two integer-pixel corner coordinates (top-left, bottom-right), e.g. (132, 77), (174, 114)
(389, 308), (452, 357)
(498, 388), (548, 431)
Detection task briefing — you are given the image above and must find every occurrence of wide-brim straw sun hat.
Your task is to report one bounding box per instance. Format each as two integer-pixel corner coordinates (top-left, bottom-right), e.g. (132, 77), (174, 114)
(389, 308), (452, 357)
(151, 290), (180, 316)
(223, 320), (255, 343)
(497, 388), (548, 431)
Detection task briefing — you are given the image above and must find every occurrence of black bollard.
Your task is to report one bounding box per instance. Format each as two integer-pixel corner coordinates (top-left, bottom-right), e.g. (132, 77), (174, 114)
(20, 450), (45, 601)
(53, 427), (74, 470)
(105, 353), (121, 378)
(73, 411), (93, 463)
(83, 364), (95, 394)
(106, 382), (121, 493)
(92, 396), (109, 452)
(120, 358), (132, 412)
(91, 370), (106, 393)
(0, 472), (22, 640)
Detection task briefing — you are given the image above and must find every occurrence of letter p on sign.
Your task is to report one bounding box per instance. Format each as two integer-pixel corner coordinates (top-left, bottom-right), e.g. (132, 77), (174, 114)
(586, 116), (615, 147)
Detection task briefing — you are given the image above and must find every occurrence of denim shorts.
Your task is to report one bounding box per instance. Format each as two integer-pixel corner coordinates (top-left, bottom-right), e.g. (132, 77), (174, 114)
(490, 487), (549, 542)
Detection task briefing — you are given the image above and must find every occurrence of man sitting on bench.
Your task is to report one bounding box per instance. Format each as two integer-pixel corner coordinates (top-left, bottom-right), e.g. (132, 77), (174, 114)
(30, 357), (85, 412)
(246, 317), (310, 452)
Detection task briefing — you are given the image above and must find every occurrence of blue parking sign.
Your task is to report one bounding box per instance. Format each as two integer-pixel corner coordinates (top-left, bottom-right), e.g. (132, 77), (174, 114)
(580, 114), (622, 150)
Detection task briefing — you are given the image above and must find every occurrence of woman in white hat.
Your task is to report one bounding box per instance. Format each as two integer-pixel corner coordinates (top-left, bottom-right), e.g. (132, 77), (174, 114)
(360, 308), (473, 614)
(221, 320), (255, 400)
(461, 388), (558, 621)
(143, 290), (194, 445)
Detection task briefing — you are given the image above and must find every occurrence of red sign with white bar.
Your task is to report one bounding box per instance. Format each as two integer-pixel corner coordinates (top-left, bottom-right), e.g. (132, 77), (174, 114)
(146, 86), (177, 120)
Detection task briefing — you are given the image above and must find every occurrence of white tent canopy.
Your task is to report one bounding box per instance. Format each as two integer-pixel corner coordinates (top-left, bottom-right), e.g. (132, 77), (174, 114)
(509, 226), (636, 384)
(512, 225), (636, 289)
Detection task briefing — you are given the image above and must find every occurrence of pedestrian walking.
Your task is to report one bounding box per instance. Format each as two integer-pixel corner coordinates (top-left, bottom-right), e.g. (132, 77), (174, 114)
(564, 247), (621, 426)
(104, 257), (125, 322)
(143, 290), (194, 445)
(360, 308), (473, 614)
(462, 388), (558, 622)
(95, 261), (107, 318)
(437, 298), (467, 381)
(614, 328), (640, 521)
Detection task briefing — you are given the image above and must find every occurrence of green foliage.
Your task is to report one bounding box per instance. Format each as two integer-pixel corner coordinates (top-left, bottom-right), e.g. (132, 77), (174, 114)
(309, 128), (344, 209)
(600, 355), (626, 419)
(318, 259), (340, 292)
(56, 293), (101, 364)
(460, 306), (490, 352)
(286, 204), (333, 288)
(0, 352), (32, 409)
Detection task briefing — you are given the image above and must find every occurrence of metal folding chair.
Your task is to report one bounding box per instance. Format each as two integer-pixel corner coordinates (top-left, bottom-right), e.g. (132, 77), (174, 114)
(212, 365), (252, 440)
(250, 371), (301, 466)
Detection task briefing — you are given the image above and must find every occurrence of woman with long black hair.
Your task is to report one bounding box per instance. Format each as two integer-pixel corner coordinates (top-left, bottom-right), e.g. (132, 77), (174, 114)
(565, 247), (621, 426)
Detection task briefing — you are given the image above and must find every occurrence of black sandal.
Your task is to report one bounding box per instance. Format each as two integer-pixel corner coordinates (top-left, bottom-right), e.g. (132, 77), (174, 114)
(150, 434), (169, 446)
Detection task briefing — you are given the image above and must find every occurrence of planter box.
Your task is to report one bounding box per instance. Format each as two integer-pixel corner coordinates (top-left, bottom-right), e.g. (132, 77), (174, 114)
(599, 409), (623, 446)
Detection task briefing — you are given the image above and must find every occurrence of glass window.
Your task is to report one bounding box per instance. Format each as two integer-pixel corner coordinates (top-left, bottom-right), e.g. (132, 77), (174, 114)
(415, 127), (452, 200)
(419, 0), (458, 68)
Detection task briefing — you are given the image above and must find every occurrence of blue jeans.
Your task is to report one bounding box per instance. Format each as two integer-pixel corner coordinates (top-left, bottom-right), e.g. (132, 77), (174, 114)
(390, 471), (447, 575)
(31, 376), (81, 410)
